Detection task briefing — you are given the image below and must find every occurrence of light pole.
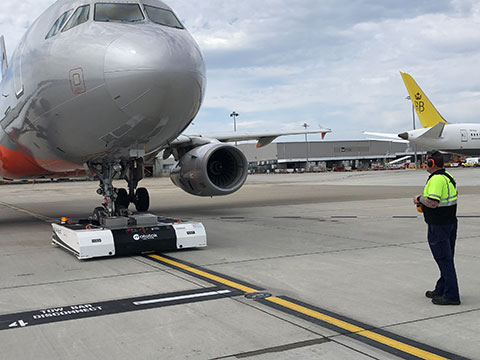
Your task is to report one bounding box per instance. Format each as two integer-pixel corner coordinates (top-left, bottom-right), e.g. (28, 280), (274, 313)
(406, 96), (418, 167)
(303, 123), (309, 171)
(230, 111), (239, 132)
(230, 111), (239, 146)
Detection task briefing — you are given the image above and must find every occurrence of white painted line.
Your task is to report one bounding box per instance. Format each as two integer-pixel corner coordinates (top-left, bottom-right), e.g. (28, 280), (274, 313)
(133, 290), (231, 306)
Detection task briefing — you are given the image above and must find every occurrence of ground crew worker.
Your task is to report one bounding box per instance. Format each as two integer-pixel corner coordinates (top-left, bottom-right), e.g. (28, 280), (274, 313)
(413, 150), (460, 305)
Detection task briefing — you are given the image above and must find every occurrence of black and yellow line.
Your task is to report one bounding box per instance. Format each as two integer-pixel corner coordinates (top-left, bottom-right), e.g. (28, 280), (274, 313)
(148, 254), (261, 293)
(146, 254), (467, 360)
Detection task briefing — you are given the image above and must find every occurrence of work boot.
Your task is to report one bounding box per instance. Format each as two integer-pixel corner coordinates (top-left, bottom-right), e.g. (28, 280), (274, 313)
(432, 297), (461, 305)
(425, 290), (441, 299)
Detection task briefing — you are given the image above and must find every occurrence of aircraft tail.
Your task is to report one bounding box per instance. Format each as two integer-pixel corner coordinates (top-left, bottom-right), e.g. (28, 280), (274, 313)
(400, 72), (448, 128)
(1, 35), (7, 78)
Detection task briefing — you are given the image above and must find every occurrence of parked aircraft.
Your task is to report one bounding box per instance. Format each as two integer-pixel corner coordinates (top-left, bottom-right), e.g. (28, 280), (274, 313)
(365, 72), (480, 156)
(0, 0), (330, 220)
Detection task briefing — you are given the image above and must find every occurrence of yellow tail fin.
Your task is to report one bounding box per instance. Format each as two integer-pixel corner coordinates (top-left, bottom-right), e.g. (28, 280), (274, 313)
(400, 72), (448, 128)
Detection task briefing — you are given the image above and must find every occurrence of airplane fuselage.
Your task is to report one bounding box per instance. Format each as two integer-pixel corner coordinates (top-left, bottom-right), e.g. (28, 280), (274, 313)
(405, 123), (480, 156)
(0, 0), (205, 179)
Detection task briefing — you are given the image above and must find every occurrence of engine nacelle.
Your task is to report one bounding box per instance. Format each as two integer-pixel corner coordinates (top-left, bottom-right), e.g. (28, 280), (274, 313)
(170, 143), (248, 196)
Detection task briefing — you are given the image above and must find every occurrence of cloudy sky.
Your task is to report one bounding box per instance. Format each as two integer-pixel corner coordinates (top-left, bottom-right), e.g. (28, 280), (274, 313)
(1, 0), (480, 141)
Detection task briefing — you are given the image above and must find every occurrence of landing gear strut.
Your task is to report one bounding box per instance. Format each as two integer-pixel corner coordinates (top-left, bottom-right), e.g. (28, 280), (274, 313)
(126, 158), (150, 212)
(87, 158), (150, 221)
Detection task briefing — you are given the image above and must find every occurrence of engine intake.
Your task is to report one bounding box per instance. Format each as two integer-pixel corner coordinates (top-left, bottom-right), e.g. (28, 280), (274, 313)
(170, 143), (248, 196)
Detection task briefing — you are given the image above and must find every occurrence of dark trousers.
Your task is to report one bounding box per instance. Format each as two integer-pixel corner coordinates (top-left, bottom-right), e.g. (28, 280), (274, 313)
(427, 223), (460, 301)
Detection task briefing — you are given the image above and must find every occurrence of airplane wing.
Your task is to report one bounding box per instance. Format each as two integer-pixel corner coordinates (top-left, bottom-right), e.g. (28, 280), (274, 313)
(180, 128), (331, 145)
(362, 131), (408, 144)
(363, 131), (400, 139)
(162, 127), (332, 160)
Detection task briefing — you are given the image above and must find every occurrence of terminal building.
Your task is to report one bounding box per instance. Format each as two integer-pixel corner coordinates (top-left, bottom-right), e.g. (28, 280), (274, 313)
(237, 140), (428, 172)
(154, 140), (429, 175)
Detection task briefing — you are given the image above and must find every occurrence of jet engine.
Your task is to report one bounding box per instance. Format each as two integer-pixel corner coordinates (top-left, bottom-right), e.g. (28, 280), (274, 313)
(170, 143), (248, 196)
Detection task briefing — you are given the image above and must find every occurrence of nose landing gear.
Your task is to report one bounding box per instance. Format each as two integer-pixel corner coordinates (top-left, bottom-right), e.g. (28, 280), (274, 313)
(126, 158), (150, 213)
(87, 158), (150, 222)
(134, 187), (150, 212)
(114, 188), (130, 217)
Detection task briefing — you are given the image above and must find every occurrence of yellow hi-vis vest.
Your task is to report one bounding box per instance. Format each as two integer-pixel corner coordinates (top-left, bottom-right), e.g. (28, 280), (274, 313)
(423, 171), (458, 207)
(422, 170), (458, 225)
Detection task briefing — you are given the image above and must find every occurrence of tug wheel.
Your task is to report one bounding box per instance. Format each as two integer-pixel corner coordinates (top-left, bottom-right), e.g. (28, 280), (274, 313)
(92, 206), (107, 224)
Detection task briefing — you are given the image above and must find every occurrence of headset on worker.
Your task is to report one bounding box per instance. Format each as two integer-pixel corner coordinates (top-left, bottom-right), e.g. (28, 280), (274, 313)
(426, 150), (444, 169)
(425, 150), (457, 189)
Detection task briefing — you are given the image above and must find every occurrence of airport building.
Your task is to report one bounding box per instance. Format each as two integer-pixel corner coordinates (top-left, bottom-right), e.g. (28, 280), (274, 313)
(238, 140), (428, 172)
(154, 140), (429, 175)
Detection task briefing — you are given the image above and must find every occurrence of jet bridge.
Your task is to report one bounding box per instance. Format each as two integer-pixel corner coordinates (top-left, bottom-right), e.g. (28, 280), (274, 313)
(51, 214), (206, 260)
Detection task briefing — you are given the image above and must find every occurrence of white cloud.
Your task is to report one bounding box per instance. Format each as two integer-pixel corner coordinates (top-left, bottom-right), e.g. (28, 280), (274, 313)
(1, 0), (480, 140)
(0, 0), (54, 56)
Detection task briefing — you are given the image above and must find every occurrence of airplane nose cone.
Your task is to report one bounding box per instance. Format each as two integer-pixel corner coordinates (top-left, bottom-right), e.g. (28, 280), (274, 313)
(398, 132), (409, 140)
(104, 31), (205, 127)
(105, 31), (205, 75)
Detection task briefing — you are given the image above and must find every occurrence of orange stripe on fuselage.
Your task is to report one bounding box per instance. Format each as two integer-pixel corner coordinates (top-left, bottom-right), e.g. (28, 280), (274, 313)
(0, 144), (83, 179)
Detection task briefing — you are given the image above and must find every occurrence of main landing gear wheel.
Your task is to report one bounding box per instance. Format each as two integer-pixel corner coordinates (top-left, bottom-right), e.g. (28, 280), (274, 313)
(134, 187), (150, 212)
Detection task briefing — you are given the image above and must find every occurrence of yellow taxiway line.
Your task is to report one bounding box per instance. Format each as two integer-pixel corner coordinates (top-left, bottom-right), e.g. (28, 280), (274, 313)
(149, 254), (259, 294)
(148, 254), (454, 360)
(267, 296), (449, 360)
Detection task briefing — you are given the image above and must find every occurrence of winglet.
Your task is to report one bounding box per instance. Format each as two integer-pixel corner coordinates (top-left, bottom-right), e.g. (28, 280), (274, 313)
(400, 72), (448, 128)
(256, 136), (277, 148)
(1, 35), (8, 78)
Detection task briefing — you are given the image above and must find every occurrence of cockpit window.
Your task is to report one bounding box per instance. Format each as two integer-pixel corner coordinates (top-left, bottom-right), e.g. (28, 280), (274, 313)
(62, 5), (90, 32)
(94, 3), (144, 23)
(45, 10), (73, 39)
(144, 5), (184, 29)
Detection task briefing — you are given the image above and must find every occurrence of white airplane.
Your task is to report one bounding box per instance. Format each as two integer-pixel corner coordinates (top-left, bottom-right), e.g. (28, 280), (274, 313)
(365, 72), (480, 156)
(0, 0), (331, 220)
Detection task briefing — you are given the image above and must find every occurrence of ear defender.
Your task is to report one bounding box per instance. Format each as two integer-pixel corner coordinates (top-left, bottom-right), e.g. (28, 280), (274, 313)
(427, 158), (435, 168)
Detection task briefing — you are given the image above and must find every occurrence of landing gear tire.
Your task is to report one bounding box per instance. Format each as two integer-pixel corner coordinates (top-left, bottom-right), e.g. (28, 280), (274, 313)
(92, 206), (107, 224)
(115, 188), (129, 208)
(134, 187), (150, 212)
(115, 188), (130, 216)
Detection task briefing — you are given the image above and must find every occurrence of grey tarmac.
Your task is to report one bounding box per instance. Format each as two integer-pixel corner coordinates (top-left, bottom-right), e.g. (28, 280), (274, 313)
(0, 168), (479, 360)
